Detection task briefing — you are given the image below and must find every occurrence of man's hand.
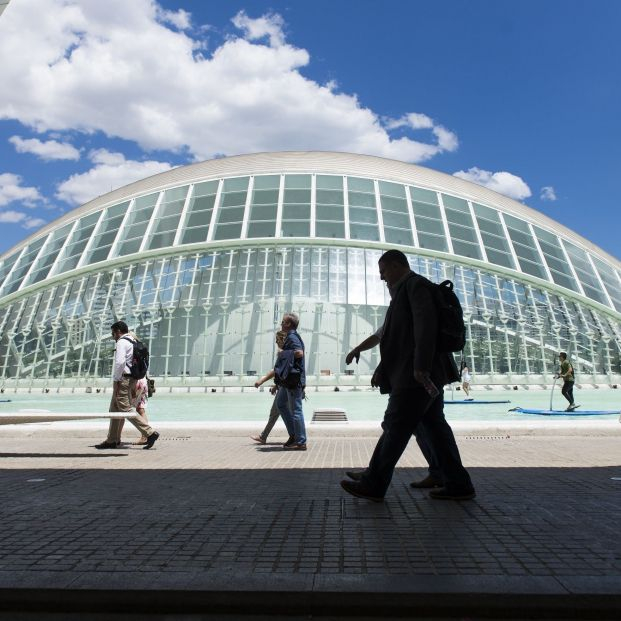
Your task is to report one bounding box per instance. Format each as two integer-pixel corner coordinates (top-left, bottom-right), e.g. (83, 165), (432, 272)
(254, 381), (262, 388)
(269, 385), (278, 395)
(346, 348), (360, 365)
(294, 349), (303, 359)
(371, 368), (380, 388)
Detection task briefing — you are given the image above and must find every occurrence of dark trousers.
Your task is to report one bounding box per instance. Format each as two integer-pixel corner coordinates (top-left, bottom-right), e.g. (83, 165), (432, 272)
(362, 387), (473, 497)
(561, 381), (574, 405)
(414, 423), (442, 481)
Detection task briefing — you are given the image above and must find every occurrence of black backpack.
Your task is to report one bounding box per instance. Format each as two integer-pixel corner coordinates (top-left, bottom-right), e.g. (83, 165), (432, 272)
(121, 336), (150, 380)
(416, 279), (466, 353)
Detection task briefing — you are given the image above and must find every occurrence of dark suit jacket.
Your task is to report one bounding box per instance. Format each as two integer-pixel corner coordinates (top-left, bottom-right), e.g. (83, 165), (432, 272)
(379, 271), (459, 392)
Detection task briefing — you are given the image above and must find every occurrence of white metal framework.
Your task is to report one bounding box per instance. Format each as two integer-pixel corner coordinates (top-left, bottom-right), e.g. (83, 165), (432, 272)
(1, 152), (619, 389)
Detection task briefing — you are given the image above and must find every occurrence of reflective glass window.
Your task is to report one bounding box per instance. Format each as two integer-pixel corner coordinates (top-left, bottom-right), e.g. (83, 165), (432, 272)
(379, 181), (412, 246)
(533, 227), (578, 291)
(23, 222), (73, 286)
(181, 180), (218, 245)
(442, 194), (481, 260)
(54, 212), (100, 274)
(118, 193), (158, 256)
(280, 175), (310, 237)
(85, 202), (130, 265)
(592, 256), (621, 312)
(2, 237), (46, 295)
(315, 175), (344, 238)
(247, 175), (279, 239)
(213, 177), (248, 241)
(563, 241), (608, 304)
(472, 204), (516, 269)
(411, 200), (447, 252)
(146, 186), (188, 251)
(0, 249), (23, 292)
(502, 214), (547, 279)
(348, 177), (379, 241)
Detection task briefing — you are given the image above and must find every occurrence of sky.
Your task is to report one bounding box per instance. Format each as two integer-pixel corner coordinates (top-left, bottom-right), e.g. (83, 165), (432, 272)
(0, 0), (620, 260)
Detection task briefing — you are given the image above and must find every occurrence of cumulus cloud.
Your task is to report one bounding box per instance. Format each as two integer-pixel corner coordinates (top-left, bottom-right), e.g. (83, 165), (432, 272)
(453, 167), (532, 201)
(540, 186), (557, 201)
(0, 209), (46, 229)
(0, 0), (458, 164)
(9, 135), (80, 160)
(55, 149), (173, 205)
(0, 172), (42, 206)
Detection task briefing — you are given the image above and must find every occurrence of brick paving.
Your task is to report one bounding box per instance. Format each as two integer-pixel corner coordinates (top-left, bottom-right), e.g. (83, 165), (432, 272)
(0, 425), (619, 617)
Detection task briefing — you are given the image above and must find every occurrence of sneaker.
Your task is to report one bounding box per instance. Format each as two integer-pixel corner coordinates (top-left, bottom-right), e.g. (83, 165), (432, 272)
(409, 474), (441, 489)
(283, 436), (296, 448)
(143, 431), (160, 450)
(251, 435), (266, 444)
(340, 479), (383, 503)
(284, 443), (307, 450)
(568, 404), (580, 411)
(345, 470), (365, 481)
(429, 487), (476, 501)
(95, 440), (119, 450)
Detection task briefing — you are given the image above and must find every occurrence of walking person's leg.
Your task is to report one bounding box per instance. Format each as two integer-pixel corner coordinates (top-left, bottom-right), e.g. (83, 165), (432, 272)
(419, 391), (474, 498)
(275, 386), (295, 443)
(357, 389), (422, 497)
(286, 387), (306, 447)
(561, 381), (571, 406)
(412, 422), (443, 487)
(260, 395), (281, 441)
(99, 381), (123, 447)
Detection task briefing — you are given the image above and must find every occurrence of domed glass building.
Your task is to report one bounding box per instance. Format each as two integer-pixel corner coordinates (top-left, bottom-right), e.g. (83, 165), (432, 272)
(0, 152), (619, 390)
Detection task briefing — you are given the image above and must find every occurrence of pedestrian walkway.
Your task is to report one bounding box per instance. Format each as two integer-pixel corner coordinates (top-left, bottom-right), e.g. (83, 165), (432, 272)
(0, 424), (619, 618)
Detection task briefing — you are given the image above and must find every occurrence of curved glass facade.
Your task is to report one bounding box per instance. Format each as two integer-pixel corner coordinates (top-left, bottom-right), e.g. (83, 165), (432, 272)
(1, 152), (620, 388)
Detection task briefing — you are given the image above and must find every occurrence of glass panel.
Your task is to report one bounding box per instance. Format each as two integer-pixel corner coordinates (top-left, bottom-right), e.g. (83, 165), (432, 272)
(54, 212), (100, 274)
(384, 227), (413, 246)
(350, 223), (380, 242)
(409, 186), (438, 204)
(563, 241), (608, 304)
(213, 177), (247, 241)
(1, 237), (46, 295)
(180, 182), (218, 245)
(84, 202), (130, 265)
(247, 221), (276, 238)
(281, 221), (310, 237)
(349, 206), (377, 224)
(316, 204), (344, 222)
(316, 175), (342, 190)
(533, 226), (578, 291)
(284, 174), (311, 189)
(25, 225), (72, 285)
(316, 221), (345, 238)
(253, 175), (280, 190)
(592, 257), (621, 311)
(380, 195), (408, 214)
(347, 177), (374, 193)
(282, 204), (310, 220)
(472, 203), (516, 270)
(378, 181), (406, 198)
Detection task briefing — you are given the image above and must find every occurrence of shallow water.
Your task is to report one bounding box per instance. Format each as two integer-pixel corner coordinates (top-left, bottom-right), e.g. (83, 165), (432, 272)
(1, 386), (620, 423)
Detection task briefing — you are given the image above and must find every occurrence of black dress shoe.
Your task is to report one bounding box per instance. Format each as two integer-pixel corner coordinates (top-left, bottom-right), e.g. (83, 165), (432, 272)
(283, 436), (296, 448)
(340, 479), (383, 503)
(409, 474), (441, 489)
(345, 470), (365, 481)
(95, 441), (119, 450)
(429, 487), (476, 501)
(143, 431), (160, 450)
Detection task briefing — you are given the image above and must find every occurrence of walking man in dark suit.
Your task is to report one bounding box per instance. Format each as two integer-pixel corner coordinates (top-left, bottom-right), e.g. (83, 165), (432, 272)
(340, 250), (475, 502)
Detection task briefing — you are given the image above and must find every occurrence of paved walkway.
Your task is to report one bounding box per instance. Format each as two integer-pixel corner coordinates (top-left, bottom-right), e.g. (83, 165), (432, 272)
(0, 423), (620, 618)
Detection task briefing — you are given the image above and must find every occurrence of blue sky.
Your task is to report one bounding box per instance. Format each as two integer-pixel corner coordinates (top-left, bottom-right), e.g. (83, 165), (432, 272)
(0, 0), (620, 259)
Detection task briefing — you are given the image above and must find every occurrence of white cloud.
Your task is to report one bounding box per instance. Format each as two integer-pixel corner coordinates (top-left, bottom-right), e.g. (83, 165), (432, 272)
(540, 186), (557, 201)
(232, 10), (286, 47)
(453, 167), (532, 201)
(9, 135), (80, 160)
(0, 0), (458, 164)
(156, 7), (191, 30)
(0, 209), (46, 229)
(56, 149), (173, 205)
(0, 172), (42, 206)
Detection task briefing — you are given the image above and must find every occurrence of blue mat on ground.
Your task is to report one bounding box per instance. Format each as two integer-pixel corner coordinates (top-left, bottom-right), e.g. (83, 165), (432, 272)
(509, 407), (620, 416)
(444, 399), (511, 404)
